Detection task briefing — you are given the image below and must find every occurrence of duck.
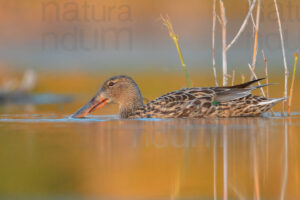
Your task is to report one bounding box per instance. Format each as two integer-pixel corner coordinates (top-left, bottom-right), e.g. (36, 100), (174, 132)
(71, 75), (286, 119)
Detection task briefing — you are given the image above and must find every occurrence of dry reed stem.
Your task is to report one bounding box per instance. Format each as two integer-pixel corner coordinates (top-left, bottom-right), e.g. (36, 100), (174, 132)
(212, 0), (219, 86)
(250, 0), (261, 80)
(248, 0), (257, 34)
(161, 15), (193, 88)
(248, 64), (266, 97)
(262, 50), (269, 97)
(241, 74), (245, 83)
(225, 0), (257, 51)
(288, 53), (298, 115)
(216, 15), (222, 25)
(219, 0), (228, 86)
(261, 51), (275, 115)
(273, 0), (289, 114)
(218, 0), (256, 86)
(232, 70), (235, 86)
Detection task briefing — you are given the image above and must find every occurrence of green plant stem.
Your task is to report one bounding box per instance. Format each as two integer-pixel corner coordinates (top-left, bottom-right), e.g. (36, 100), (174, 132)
(172, 39), (193, 88)
(161, 16), (193, 88)
(288, 53), (298, 115)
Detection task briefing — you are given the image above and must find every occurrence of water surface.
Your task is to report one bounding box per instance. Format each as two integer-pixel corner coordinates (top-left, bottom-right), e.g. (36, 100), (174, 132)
(0, 114), (299, 199)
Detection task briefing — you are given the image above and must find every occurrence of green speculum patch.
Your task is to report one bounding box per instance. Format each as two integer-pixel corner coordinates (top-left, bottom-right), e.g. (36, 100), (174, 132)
(212, 100), (220, 106)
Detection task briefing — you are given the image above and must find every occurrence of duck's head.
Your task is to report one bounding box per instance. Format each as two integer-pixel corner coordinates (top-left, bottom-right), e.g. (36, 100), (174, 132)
(72, 75), (144, 118)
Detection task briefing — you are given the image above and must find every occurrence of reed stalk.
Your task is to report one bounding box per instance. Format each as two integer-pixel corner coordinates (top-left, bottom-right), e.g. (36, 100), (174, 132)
(248, 0), (257, 34)
(250, 0), (261, 80)
(218, 0), (256, 86)
(262, 50), (269, 97)
(274, 0), (289, 114)
(241, 74), (245, 83)
(231, 70), (235, 86)
(212, 0), (219, 86)
(288, 53), (298, 116)
(161, 15), (193, 88)
(225, 0), (257, 51)
(248, 64), (266, 97)
(219, 0), (228, 86)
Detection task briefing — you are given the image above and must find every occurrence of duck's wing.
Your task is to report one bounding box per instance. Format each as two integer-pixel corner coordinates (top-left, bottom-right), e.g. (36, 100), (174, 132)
(151, 88), (215, 103)
(131, 80), (274, 118)
(134, 88), (215, 118)
(207, 78), (268, 102)
(148, 79), (273, 106)
(211, 83), (274, 102)
(146, 82), (272, 109)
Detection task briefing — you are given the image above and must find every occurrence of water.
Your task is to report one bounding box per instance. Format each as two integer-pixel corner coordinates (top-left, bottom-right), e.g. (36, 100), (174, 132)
(0, 114), (300, 200)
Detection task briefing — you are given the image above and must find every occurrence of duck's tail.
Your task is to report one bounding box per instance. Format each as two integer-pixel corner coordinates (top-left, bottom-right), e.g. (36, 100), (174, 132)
(258, 97), (288, 106)
(229, 78), (265, 88)
(250, 83), (277, 91)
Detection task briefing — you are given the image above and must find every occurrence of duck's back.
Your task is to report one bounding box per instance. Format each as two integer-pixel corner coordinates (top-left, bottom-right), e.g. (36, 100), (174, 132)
(127, 79), (285, 119)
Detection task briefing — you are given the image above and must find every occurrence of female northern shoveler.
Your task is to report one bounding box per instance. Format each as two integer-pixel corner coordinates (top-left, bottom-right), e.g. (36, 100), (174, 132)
(72, 75), (286, 119)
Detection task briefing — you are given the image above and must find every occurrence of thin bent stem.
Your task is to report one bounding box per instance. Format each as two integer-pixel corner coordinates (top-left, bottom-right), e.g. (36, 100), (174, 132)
(250, 0), (261, 80)
(274, 0), (289, 114)
(241, 74), (245, 83)
(248, 64), (266, 97)
(226, 0), (257, 51)
(232, 70), (235, 86)
(262, 50), (269, 97)
(248, 0), (257, 34)
(288, 53), (298, 115)
(161, 15), (193, 88)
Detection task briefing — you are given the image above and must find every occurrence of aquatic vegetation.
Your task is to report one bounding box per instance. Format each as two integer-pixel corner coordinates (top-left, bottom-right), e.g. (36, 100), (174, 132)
(288, 53), (298, 115)
(162, 0), (297, 116)
(161, 15), (193, 88)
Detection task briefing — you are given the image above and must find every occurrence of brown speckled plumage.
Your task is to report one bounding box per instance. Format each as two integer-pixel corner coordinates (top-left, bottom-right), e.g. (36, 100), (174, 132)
(128, 88), (277, 118)
(72, 75), (286, 119)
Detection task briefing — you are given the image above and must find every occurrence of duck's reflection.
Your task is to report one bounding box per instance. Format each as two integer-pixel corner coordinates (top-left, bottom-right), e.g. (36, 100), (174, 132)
(83, 117), (291, 199)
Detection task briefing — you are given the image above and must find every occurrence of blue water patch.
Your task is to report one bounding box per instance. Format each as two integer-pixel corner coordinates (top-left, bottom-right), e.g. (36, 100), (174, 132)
(0, 114), (170, 123)
(0, 117), (108, 123)
(0, 114), (113, 123)
(0, 113), (299, 123)
(136, 118), (171, 122)
(262, 112), (300, 118)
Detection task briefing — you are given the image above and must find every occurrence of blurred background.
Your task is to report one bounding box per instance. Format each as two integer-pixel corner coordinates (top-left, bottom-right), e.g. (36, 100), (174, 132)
(1, 1), (300, 199)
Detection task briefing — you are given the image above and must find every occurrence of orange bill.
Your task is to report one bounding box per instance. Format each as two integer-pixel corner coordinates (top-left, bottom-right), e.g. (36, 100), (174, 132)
(72, 96), (108, 118)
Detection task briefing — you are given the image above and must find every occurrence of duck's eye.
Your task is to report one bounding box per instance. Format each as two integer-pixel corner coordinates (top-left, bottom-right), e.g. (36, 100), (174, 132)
(108, 82), (115, 87)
